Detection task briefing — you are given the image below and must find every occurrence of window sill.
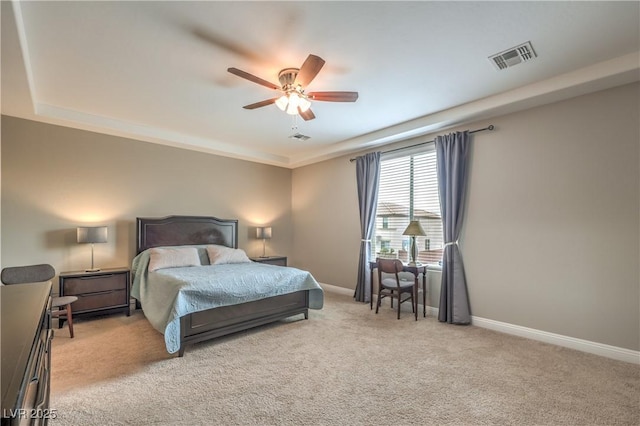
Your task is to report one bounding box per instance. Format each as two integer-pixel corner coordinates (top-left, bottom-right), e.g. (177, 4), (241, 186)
(426, 263), (442, 272)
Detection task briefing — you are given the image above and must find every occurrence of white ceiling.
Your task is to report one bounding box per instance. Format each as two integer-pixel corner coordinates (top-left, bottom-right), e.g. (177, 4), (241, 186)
(2, 1), (639, 168)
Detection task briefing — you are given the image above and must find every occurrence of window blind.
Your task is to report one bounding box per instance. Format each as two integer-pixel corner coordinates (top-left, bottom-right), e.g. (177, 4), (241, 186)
(373, 147), (443, 265)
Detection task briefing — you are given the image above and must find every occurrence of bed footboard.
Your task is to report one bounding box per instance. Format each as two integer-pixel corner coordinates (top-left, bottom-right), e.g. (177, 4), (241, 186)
(178, 290), (309, 356)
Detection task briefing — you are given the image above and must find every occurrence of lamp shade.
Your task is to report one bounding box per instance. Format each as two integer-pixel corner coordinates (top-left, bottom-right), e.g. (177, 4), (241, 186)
(77, 226), (108, 244)
(402, 220), (426, 237)
(256, 227), (272, 239)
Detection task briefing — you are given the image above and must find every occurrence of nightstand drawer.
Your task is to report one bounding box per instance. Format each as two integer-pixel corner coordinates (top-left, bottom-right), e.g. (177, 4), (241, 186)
(63, 273), (126, 295)
(73, 289), (128, 312)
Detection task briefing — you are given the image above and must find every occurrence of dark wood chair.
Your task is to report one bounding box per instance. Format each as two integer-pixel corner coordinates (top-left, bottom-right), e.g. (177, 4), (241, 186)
(375, 258), (418, 320)
(1, 263), (77, 338)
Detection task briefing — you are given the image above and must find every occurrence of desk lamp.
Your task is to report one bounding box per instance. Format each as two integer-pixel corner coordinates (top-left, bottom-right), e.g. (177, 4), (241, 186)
(402, 220), (426, 266)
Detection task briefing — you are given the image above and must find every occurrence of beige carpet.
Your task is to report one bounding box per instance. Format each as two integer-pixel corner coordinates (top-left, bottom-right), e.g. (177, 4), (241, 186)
(50, 289), (639, 425)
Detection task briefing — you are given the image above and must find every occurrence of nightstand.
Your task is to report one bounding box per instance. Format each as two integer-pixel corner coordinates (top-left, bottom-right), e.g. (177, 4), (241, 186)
(250, 256), (287, 267)
(58, 267), (130, 326)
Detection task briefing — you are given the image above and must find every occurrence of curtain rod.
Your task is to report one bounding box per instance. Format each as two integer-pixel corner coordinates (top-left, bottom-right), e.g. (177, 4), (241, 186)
(349, 125), (495, 162)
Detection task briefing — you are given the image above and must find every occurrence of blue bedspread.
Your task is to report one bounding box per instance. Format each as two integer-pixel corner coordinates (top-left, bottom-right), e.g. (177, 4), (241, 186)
(131, 249), (324, 353)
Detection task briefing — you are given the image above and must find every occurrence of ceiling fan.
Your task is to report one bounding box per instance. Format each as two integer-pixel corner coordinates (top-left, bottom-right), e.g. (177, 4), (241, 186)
(227, 54), (358, 121)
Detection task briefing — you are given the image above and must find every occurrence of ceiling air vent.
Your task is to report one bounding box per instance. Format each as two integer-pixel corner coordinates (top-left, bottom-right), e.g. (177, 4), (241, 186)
(489, 41), (537, 70)
(288, 133), (310, 141)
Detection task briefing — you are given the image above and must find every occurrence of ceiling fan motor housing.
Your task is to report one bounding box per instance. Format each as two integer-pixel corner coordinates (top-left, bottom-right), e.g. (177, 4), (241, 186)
(278, 68), (301, 92)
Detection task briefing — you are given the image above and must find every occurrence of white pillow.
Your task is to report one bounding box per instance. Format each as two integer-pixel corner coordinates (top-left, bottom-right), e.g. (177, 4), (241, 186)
(148, 247), (201, 272)
(206, 245), (251, 265)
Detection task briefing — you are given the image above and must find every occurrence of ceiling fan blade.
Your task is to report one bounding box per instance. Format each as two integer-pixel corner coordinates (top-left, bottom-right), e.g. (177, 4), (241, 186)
(307, 91), (359, 102)
(243, 98), (278, 109)
(227, 67), (280, 91)
(298, 107), (315, 121)
(294, 54), (325, 87)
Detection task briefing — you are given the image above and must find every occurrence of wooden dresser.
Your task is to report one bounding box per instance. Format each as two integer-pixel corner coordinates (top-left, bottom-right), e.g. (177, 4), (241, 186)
(1, 281), (54, 425)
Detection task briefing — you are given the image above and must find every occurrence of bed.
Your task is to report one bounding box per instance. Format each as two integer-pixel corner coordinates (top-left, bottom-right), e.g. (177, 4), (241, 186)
(131, 215), (324, 356)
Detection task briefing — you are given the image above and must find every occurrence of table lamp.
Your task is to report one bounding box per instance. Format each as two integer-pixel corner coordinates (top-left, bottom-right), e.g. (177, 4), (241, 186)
(77, 226), (108, 272)
(402, 220), (426, 266)
(256, 226), (272, 258)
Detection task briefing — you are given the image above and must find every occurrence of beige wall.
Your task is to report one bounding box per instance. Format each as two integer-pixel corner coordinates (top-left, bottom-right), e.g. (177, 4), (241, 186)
(464, 82), (639, 351)
(292, 82), (639, 351)
(1, 116), (292, 278)
(291, 155), (360, 284)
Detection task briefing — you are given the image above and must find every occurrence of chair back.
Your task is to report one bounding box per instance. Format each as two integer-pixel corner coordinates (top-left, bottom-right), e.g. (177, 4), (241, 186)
(377, 258), (403, 275)
(377, 258), (404, 287)
(1, 264), (55, 285)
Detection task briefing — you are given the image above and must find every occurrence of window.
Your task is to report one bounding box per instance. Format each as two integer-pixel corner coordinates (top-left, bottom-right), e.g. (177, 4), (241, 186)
(373, 146), (444, 265)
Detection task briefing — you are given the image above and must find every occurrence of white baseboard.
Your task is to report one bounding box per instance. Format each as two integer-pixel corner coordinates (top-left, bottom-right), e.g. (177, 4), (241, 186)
(321, 283), (639, 364)
(471, 315), (640, 364)
(320, 283), (354, 296)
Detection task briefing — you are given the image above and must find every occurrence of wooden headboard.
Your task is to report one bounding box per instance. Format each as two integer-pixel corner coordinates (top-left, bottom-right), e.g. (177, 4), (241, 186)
(136, 215), (238, 254)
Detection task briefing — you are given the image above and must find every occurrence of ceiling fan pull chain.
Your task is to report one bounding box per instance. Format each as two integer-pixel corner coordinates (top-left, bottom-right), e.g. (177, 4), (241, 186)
(291, 114), (298, 131)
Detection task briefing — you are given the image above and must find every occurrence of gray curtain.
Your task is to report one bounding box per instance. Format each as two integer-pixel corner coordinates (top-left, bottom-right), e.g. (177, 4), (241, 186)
(435, 131), (472, 324)
(354, 152), (381, 303)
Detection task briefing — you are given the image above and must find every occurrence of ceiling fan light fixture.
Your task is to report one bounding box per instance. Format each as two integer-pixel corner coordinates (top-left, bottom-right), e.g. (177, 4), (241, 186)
(286, 93), (300, 115)
(275, 95), (289, 111)
(277, 92), (312, 115)
(297, 97), (311, 113)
